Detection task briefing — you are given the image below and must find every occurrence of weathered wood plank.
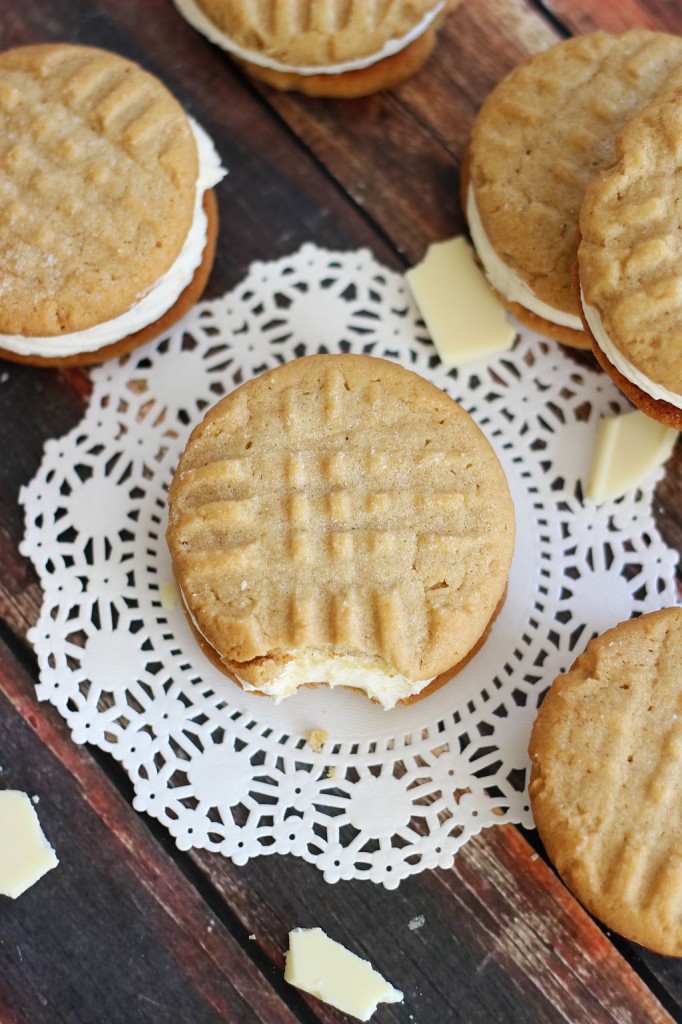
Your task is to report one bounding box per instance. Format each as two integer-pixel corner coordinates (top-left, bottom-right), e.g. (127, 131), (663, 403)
(0, 640), (304, 1024)
(538, 0), (682, 35)
(3, 628), (676, 1024)
(187, 824), (676, 1024)
(0, 365), (89, 637)
(0, 3), (681, 1023)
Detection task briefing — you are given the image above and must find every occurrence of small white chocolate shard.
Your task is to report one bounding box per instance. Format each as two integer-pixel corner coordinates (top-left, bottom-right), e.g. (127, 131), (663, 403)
(284, 927), (403, 1021)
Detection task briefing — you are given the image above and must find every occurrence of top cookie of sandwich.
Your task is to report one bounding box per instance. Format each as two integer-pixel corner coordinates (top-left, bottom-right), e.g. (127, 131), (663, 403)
(579, 86), (682, 412)
(191, 0), (444, 66)
(468, 31), (682, 325)
(167, 354), (514, 685)
(0, 44), (198, 336)
(529, 607), (682, 956)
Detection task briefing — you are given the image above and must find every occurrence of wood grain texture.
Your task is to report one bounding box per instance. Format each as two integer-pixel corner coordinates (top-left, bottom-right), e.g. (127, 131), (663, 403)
(0, 365), (88, 636)
(186, 822), (675, 1023)
(2, 608), (676, 1023)
(539, 0), (682, 35)
(0, 2), (681, 1023)
(0, 640), (303, 1024)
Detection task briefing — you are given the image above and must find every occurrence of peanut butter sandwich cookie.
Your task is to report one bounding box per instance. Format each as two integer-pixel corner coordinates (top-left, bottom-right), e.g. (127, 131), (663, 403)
(529, 607), (682, 956)
(0, 44), (225, 367)
(172, 0), (460, 98)
(466, 31), (682, 348)
(579, 88), (682, 429)
(167, 354), (515, 708)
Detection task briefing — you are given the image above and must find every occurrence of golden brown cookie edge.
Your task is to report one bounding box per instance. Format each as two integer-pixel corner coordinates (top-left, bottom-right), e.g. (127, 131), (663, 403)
(0, 190), (219, 369)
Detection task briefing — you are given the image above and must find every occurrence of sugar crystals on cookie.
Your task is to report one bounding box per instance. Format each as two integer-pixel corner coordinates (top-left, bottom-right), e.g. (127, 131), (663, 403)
(0, 44), (225, 367)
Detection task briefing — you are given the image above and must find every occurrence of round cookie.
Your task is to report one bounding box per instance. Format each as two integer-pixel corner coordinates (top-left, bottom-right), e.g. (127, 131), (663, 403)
(466, 31), (682, 348)
(167, 354), (515, 708)
(0, 44), (225, 366)
(578, 87), (682, 429)
(529, 607), (682, 956)
(172, 0), (459, 98)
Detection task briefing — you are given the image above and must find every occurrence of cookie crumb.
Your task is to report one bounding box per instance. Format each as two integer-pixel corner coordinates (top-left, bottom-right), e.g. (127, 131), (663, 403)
(408, 914), (425, 931)
(306, 729), (328, 753)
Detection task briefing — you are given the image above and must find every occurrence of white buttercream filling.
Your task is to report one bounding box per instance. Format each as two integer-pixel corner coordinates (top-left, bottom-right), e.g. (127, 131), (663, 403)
(236, 652), (435, 710)
(0, 120), (226, 359)
(466, 183), (584, 332)
(173, 0), (445, 76)
(581, 292), (682, 412)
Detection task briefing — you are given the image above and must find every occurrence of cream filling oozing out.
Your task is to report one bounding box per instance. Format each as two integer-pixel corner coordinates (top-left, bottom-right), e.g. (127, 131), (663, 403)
(236, 653), (436, 710)
(581, 292), (682, 411)
(178, 590), (434, 709)
(466, 184), (584, 332)
(173, 0), (445, 76)
(178, 589), (432, 708)
(0, 120), (226, 358)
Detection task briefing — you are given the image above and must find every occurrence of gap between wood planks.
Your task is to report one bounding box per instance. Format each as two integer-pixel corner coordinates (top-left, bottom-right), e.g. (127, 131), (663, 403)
(526, 0), (572, 39)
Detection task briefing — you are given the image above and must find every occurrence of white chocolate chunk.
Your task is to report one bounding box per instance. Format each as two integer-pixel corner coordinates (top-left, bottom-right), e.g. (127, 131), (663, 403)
(585, 409), (678, 503)
(406, 237), (515, 367)
(0, 791), (59, 898)
(284, 927), (403, 1021)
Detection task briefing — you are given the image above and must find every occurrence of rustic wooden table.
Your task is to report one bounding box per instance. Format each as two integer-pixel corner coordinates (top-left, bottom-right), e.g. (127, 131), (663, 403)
(1, 2), (682, 1021)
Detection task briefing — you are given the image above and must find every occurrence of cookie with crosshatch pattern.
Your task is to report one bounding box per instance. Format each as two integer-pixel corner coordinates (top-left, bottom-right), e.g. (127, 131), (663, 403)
(529, 607), (682, 956)
(465, 30), (682, 348)
(0, 43), (222, 367)
(166, 354), (514, 708)
(172, 0), (460, 97)
(578, 86), (682, 429)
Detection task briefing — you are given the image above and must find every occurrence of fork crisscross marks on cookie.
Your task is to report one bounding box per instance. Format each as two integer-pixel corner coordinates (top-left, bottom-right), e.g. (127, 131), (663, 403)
(579, 86), (682, 403)
(468, 30), (682, 322)
(529, 607), (682, 955)
(167, 355), (514, 681)
(0, 45), (197, 335)
(194, 0), (442, 64)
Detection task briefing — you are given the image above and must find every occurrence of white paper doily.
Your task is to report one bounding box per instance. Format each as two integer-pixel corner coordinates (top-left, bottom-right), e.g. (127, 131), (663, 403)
(21, 244), (679, 887)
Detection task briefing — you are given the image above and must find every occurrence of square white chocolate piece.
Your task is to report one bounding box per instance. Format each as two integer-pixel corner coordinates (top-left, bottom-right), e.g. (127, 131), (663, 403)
(406, 236), (515, 367)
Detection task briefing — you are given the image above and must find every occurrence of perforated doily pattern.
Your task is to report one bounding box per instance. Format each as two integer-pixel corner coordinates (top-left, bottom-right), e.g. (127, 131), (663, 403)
(21, 244), (679, 887)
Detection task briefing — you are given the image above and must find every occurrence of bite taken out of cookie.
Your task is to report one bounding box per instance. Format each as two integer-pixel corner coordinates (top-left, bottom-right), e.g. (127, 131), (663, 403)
(166, 354), (515, 709)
